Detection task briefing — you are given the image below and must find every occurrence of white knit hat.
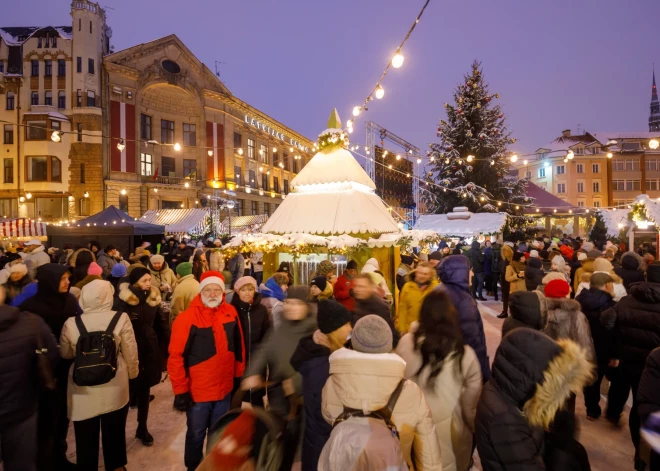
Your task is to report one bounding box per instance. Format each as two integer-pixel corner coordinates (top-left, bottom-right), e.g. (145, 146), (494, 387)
(578, 252), (588, 261)
(530, 250), (539, 258)
(9, 262), (27, 276)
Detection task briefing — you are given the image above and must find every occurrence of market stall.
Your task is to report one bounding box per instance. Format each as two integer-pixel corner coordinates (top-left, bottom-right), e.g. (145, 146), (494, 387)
(141, 208), (209, 237)
(0, 218), (48, 241)
(414, 207), (507, 241)
(597, 194), (659, 250)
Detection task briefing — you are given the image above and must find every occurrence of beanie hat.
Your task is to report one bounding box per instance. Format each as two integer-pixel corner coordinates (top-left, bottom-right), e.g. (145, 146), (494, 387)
(199, 270), (226, 293)
(530, 250), (539, 258)
(593, 258), (614, 273)
(214, 239), (222, 247)
(8, 262), (27, 277)
(111, 263), (127, 278)
(316, 260), (336, 277)
(429, 251), (442, 261)
(544, 279), (570, 298)
(150, 254), (165, 265)
(176, 262), (193, 277)
(587, 249), (602, 260)
(87, 262), (103, 277)
(310, 276), (327, 292)
(581, 242), (595, 253)
(401, 254), (414, 266)
(129, 266), (150, 285)
(577, 252), (587, 261)
(317, 299), (352, 334)
(287, 285), (309, 302)
(549, 241), (559, 250)
(346, 260), (358, 270)
(234, 276), (257, 292)
(351, 314), (393, 354)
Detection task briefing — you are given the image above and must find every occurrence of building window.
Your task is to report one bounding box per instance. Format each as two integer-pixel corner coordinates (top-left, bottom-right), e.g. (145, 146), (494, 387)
(262, 173), (269, 191)
(44, 91), (52, 106)
(183, 123), (196, 146)
(4, 125), (13, 144)
(31, 60), (39, 76)
(77, 123), (83, 141)
(6, 92), (14, 111)
(577, 182), (584, 193)
(576, 147), (584, 156)
(264, 202), (270, 216)
(591, 147), (600, 154)
(646, 180), (658, 191)
(233, 132), (242, 152)
(88, 58), (94, 74)
(282, 153), (289, 171)
(273, 176), (280, 193)
(234, 165), (242, 186)
(593, 200), (601, 208)
(141, 114), (152, 140)
(577, 200), (585, 207)
(3, 159), (13, 184)
(31, 92), (39, 106)
(624, 159), (639, 171)
(37, 38), (42, 48)
(118, 194), (128, 213)
(593, 181), (600, 193)
(524, 171), (531, 179)
(162, 156), (176, 176)
(627, 180), (641, 191)
(86, 91), (95, 107)
(247, 139), (255, 159)
(646, 159), (657, 171)
(52, 36), (56, 48)
(44, 60), (52, 76)
(0, 61), (3, 73)
(260, 144), (268, 163)
(76, 90), (82, 107)
(161, 120), (174, 144)
(293, 158), (298, 173)
(183, 159), (196, 178)
(284, 179), (289, 195)
(557, 183), (566, 194)
(26, 156), (48, 181)
(58, 59), (65, 76)
(556, 165), (565, 175)
(90, 21), (93, 34)
(26, 121), (47, 140)
(80, 163), (85, 183)
(236, 199), (244, 216)
(251, 201), (258, 215)
(248, 170), (256, 188)
(592, 164), (600, 173)
(52, 157), (61, 181)
(76, 57), (82, 73)
(612, 180), (624, 191)
(622, 142), (641, 151)
(140, 153), (152, 176)
(576, 164), (584, 173)
(57, 91), (66, 109)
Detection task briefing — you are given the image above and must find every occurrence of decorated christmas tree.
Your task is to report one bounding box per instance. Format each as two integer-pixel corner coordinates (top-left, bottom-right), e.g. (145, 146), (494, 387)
(422, 61), (528, 214)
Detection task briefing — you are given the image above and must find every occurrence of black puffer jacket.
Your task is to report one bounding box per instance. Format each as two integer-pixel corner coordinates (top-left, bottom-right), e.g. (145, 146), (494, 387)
(575, 287), (616, 364)
(230, 291), (271, 369)
(602, 282), (660, 376)
(476, 328), (593, 471)
(638, 347), (660, 424)
(525, 258), (545, 291)
(502, 291), (548, 336)
(0, 306), (58, 427)
(614, 252), (645, 290)
(467, 241), (485, 274)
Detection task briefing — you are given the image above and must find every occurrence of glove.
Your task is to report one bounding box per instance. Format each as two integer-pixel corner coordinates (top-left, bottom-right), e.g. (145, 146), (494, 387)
(173, 392), (194, 412)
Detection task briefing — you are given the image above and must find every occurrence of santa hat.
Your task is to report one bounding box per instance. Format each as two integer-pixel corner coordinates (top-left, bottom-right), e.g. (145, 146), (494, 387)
(544, 279), (570, 299)
(199, 270), (225, 293)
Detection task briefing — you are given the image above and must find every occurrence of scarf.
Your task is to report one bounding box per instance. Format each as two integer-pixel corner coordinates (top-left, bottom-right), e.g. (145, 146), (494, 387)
(261, 277), (286, 301)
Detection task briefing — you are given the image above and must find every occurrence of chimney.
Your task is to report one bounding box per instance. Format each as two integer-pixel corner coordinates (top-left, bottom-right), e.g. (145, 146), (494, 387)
(562, 129), (571, 137)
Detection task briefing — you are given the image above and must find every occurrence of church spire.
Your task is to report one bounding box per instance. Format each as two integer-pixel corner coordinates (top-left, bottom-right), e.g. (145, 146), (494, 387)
(653, 68), (658, 102)
(650, 67), (660, 132)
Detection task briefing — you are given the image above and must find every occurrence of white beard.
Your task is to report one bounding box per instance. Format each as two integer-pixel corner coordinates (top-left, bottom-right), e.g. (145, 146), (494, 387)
(202, 295), (221, 308)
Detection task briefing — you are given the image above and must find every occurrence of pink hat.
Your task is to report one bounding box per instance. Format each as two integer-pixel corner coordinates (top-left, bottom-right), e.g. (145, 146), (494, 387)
(87, 262), (103, 277)
(233, 276), (257, 292)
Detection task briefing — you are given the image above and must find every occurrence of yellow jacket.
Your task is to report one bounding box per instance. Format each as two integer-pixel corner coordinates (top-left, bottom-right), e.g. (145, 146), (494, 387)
(396, 279), (439, 333)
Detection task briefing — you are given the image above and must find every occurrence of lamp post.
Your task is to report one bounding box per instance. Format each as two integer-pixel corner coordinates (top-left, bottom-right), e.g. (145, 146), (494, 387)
(224, 199), (235, 236)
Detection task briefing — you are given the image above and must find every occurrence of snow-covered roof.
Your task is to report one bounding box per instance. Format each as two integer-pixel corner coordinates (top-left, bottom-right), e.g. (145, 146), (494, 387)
(0, 26), (72, 46)
(23, 111), (70, 121)
(291, 147), (375, 188)
(413, 211), (507, 237)
(141, 208), (208, 234)
(598, 208), (630, 238)
(591, 132), (660, 141)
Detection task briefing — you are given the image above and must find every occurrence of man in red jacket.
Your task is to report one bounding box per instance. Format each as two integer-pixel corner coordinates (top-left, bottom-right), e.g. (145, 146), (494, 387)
(168, 270), (245, 471)
(333, 260), (358, 311)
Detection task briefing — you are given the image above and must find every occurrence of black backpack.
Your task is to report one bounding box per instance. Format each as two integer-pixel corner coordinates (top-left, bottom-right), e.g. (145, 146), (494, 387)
(73, 311), (123, 387)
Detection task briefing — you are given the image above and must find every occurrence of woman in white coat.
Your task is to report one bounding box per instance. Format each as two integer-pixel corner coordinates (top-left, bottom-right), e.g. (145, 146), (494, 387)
(60, 279), (139, 471)
(396, 290), (482, 471)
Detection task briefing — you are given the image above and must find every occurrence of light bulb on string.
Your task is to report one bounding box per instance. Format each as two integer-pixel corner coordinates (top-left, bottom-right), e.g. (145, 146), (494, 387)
(523, 159), (528, 165)
(346, 120), (353, 129)
(490, 160), (495, 166)
(396, 154), (401, 160)
(497, 202), (502, 206)
(607, 152), (613, 158)
(174, 143), (181, 151)
(238, 148), (244, 155)
(445, 158), (449, 164)
(566, 150), (574, 160)
(391, 52), (405, 68)
(352, 106), (361, 117)
(650, 139), (660, 150)
(375, 85), (385, 99)
(117, 139), (126, 152)
(416, 158), (422, 164)
(467, 155), (474, 162)
(510, 154), (518, 163)
(51, 131), (62, 142)
(207, 150), (213, 157)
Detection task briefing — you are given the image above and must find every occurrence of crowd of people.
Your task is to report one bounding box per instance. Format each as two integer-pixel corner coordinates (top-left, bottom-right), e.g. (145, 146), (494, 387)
(0, 233), (658, 471)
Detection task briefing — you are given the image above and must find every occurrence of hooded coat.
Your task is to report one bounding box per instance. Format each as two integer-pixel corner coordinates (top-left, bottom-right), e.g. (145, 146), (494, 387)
(396, 277), (439, 334)
(476, 329), (593, 471)
(169, 274), (199, 326)
(467, 241), (485, 274)
(25, 244), (51, 279)
(95, 250), (117, 279)
(68, 248), (96, 286)
(230, 291), (271, 371)
(544, 297), (596, 364)
(575, 287), (616, 365)
(208, 248), (225, 272)
(437, 255), (491, 381)
(614, 252), (645, 290)
(637, 347), (660, 427)
(60, 280), (139, 422)
(149, 261), (177, 292)
(573, 258), (595, 293)
(321, 348), (443, 471)
(490, 243), (502, 274)
(114, 283), (169, 387)
(525, 258), (545, 291)
(502, 291), (548, 337)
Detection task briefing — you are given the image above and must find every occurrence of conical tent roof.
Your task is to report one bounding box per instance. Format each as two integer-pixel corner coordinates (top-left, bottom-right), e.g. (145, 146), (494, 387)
(262, 110), (399, 235)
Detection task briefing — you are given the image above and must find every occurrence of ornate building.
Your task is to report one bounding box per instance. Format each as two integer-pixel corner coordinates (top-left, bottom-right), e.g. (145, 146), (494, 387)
(650, 70), (660, 132)
(0, 0), (109, 221)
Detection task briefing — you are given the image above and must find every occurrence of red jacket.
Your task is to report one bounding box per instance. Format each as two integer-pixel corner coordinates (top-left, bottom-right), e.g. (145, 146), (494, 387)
(168, 295), (245, 403)
(334, 273), (355, 311)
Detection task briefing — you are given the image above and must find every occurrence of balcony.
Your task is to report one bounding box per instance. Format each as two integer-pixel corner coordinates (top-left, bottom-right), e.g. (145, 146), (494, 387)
(141, 175), (200, 187)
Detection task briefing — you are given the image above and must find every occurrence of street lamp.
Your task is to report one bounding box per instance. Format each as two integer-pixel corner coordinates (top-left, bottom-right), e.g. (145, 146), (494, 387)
(224, 199), (236, 236)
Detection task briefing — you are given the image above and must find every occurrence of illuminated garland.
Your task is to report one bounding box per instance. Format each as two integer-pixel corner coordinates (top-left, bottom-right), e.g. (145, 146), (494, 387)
(628, 202), (651, 224)
(317, 129), (349, 152)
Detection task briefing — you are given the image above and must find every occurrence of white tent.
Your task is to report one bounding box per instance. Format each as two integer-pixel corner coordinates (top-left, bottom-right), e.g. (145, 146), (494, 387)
(414, 209), (507, 238)
(141, 209), (209, 235)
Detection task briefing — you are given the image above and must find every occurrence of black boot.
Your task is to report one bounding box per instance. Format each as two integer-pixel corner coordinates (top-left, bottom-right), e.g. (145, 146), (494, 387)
(136, 425), (154, 446)
(497, 312), (508, 319)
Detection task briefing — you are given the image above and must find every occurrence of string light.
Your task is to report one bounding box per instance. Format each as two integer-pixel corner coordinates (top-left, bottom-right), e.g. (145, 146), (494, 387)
(391, 52), (405, 69)
(375, 85), (385, 99)
(238, 148), (244, 155)
(396, 154), (401, 160)
(523, 159), (528, 165)
(174, 143), (181, 151)
(566, 150), (574, 160)
(607, 152), (613, 158)
(120, 189), (126, 195)
(650, 139), (660, 150)
(117, 139), (126, 152)
(352, 106), (361, 117)
(207, 150), (213, 156)
(467, 155), (474, 162)
(51, 131), (62, 142)
(510, 154), (518, 163)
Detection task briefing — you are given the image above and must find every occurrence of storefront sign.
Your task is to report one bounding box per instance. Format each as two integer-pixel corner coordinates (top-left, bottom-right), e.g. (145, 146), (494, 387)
(244, 115), (310, 153)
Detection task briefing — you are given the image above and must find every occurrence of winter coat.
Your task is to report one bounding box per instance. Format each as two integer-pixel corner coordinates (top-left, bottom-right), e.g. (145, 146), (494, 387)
(437, 255), (491, 381)
(114, 283), (169, 388)
(168, 296), (245, 403)
(575, 287), (616, 364)
(601, 282), (660, 377)
(75, 274), (102, 291)
(573, 258), (595, 293)
(290, 335), (333, 471)
(396, 263), (413, 292)
(476, 329), (593, 471)
(396, 279), (439, 334)
(25, 245), (51, 279)
(95, 250), (117, 279)
(467, 241), (485, 274)
(259, 277), (286, 328)
(637, 347), (660, 425)
(68, 248), (96, 286)
(3, 275), (34, 305)
(490, 244), (502, 274)
(614, 251), (645, 290)
(322, 348), (443, 471)
(502, 291), (548, 337)
(230, 292), (271, 370)
(396, 325), (482, 471)
(525, 258), (545, 292)
(505, 264), (526, 293)
(544, 297), (596, 364)
(352, 294), (399, 348)
(227, 253), (245, 289)
(311, 282), (334, 303)
(0, 305), (58, 428)
(575, 271), (627, 302)
(149, 261), (177, 292)
(60, 280), (139, 422)
(483, 246), (492, 276)
(333, 272), (355, 311)
(169, 274), (199, 326)
(208, 249), (225, 272)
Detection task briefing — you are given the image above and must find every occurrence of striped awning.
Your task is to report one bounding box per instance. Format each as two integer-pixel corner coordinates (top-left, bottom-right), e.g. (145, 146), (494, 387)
(0, 218), (48, 238)
(220, 214), (268, 233)
(141, 209), (209, 234)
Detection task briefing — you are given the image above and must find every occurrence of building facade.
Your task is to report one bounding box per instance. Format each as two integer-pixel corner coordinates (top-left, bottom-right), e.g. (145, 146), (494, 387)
(103, 35), (314, 220)
(0, 0), (109, 221)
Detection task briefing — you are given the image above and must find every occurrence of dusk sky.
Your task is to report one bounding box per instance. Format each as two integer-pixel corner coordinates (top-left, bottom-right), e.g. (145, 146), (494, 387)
(5, 0), (660, 158)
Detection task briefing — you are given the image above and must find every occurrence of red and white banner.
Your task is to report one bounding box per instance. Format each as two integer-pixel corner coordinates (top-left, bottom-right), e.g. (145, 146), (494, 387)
(110, 100), (136, 173)
(0, 219), (47, 238)
(206, 121), (224, 181)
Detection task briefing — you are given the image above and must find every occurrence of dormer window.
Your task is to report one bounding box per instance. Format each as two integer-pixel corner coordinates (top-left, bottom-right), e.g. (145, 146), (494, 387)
(575, 147), (584, 155)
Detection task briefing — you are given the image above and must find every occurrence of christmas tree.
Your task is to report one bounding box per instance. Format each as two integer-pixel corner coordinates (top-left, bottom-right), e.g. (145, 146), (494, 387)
(422, 60), (528, 214)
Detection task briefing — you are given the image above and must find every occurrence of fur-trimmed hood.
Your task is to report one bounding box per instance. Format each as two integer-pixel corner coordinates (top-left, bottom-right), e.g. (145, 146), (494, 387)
(118, 282), (162, 307)
(68, 248), (96, 267)
(545, 296), (581, 315)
